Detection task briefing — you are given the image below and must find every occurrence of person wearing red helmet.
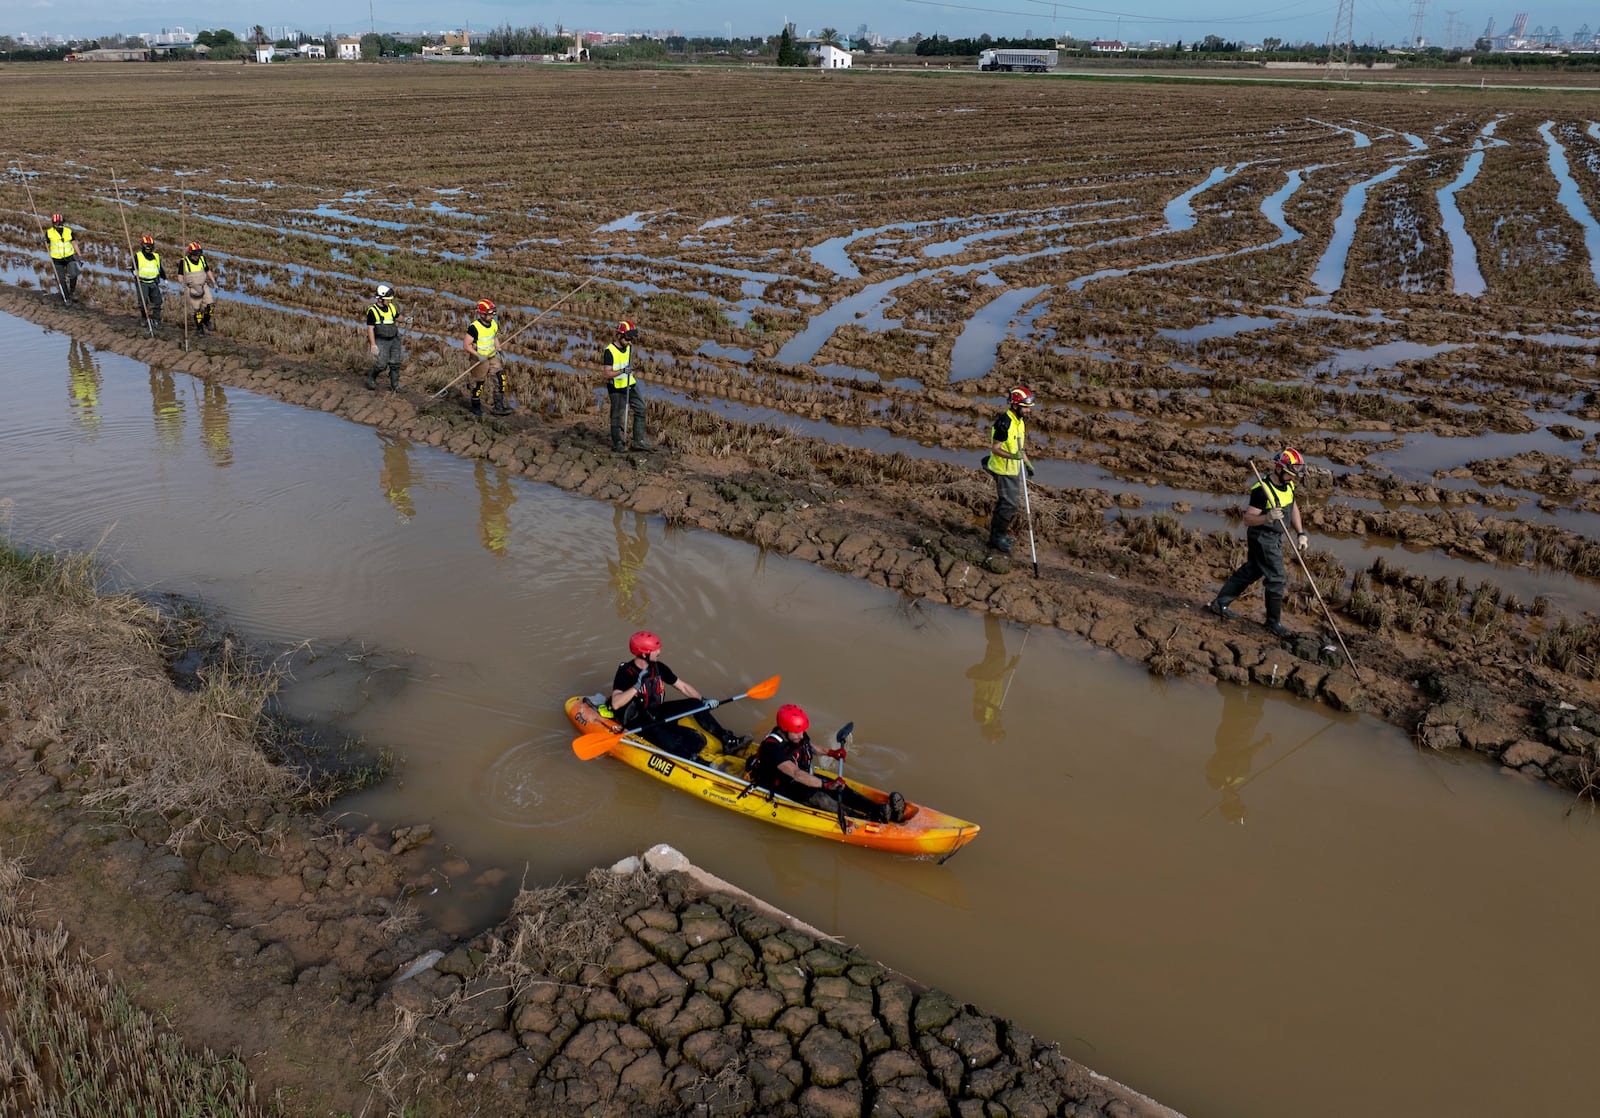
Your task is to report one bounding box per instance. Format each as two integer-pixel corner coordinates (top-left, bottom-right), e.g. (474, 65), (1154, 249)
(1208, 448), (1309, 638)
(463, 299), (510, 415)
(179, 241), (217, 335)
(130, 233), (167, 328)
(599, 319), (653, 452)
(983, 386), (1036, 553)
(750, 704), (905, 823)
(45, 212), (81, 301)
(610, 630), (747, 759)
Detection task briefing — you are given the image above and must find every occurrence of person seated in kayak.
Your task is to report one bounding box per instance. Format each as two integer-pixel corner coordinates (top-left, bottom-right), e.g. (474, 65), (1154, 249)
(610, 630), (749, 760)
(750, 704), (906, 823)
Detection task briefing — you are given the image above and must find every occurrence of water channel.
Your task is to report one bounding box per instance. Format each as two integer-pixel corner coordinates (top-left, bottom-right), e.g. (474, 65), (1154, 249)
(3, 310), (1598, 1118)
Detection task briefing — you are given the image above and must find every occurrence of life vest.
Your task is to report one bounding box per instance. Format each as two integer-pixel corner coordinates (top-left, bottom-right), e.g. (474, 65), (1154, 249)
(469, 317), (498, 357)
(47, 226), (75, 260)
(616, 660), (665, 726)
(605, 342), (635, 389)
(369, 301), (398, 339)
(1252, 475), (1296, 521)
(136, 250), (161, 281)
(985, 409), (1026, 477)
(750, 730), (814, 793)
(181, 253), (208, 274)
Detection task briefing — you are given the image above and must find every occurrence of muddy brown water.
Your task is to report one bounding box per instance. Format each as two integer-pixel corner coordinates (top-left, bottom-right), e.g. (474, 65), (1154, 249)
(4, 311), (1599, 1118)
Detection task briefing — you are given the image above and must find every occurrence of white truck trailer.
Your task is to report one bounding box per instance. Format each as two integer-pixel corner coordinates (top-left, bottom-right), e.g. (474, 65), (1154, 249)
(978, 48), (1058, 72)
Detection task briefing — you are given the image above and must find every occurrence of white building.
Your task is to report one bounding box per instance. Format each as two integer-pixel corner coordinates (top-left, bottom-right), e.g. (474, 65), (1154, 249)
(816, 43), (852, 68)
(337, 37), (362, 60)
(298, 42), (326, 59)
(254, 44), (275, 62)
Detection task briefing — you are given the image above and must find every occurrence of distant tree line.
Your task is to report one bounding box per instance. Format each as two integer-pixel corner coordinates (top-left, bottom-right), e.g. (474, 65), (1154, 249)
(915, 33), (1057, 56)
(479, 24), (573, 57)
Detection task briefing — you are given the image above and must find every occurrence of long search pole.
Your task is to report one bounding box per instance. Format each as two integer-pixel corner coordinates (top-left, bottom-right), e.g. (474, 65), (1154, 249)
(109, 169), (154, 338)
(427, 276), (595, 405)
(18, 167), (67, 304)
(1251, 460), (1361, 681)
(179, 187), (189, 352)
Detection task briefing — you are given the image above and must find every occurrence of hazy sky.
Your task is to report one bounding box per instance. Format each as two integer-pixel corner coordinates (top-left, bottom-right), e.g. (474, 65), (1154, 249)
(13, 2), (1566, 49)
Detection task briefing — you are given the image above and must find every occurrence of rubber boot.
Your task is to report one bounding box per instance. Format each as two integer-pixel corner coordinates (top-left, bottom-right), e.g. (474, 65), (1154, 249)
(366, 372), (378, 390)
(1207, 595), (1237, 620)
(389, 368), (400, 391)
(194, 310), (207, 336)
(203, 306), (213, 328)
(1264, 593), (1290, 638)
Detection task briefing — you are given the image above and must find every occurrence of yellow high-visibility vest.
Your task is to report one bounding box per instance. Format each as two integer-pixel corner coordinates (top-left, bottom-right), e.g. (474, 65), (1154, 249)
(986, 409), (1026, 477)
(469, 318), (498, 357)
(181, 253), (208, 273)
(47, 226), (75, 260)
(605, 342), (635, 389)
(136, 250), (161, 281)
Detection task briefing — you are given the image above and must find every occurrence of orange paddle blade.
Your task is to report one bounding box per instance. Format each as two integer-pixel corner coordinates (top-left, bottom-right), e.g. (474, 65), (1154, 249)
(572, 730), (623, 760)
(744, 675), (780, 701)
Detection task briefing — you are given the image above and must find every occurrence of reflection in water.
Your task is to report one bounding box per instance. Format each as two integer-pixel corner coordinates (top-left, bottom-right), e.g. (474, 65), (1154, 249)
(474, 459), (514, 558)
(965, 614), (1022, 744)
(66, 338), (101, 436)
(1207, 682), (1273, 824)
(149, 369), (185, 451)
(198, 381), (233, 468)
(379, 434), (417, 522)
(606, 507), (652, 623)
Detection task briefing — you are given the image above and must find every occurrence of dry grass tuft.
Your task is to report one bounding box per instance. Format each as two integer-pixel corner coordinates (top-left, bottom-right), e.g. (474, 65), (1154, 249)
(502, 864), (665, 989)
(0, 536), (301, 849)
(0, 848), (269, 1117)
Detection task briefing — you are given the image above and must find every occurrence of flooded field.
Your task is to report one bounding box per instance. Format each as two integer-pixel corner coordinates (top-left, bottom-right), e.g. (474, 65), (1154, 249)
(5, 61), (1600, 1115)
(6, 309), (1600, 1117)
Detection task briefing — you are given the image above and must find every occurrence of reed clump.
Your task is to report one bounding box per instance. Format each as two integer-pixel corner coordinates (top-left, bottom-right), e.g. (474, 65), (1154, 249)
(0, 535), (301, 849)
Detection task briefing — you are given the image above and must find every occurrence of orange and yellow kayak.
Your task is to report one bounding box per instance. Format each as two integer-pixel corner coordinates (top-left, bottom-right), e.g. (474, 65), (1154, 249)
(566, 697), (979, 858)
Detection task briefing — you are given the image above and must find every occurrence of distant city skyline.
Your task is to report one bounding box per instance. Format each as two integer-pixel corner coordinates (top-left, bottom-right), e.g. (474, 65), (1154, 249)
(15, 3), (1598, 50)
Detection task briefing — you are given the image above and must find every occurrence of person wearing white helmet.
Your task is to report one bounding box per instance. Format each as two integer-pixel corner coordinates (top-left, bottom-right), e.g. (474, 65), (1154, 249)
(364, 283), (404, 391)
(1208, 448), (1309, 638)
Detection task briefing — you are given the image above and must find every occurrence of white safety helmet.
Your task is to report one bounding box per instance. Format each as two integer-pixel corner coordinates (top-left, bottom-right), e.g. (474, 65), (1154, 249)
(375, 283), (394, 300)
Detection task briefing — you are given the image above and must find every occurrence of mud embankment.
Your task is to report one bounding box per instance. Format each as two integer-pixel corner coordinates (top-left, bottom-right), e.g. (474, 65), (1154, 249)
(0, 553), (1171, 1115)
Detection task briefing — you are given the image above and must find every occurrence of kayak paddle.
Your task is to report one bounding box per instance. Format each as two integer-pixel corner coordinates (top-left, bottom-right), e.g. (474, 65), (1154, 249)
(571, 674), (780, 760)
(832, 721), (854, 835)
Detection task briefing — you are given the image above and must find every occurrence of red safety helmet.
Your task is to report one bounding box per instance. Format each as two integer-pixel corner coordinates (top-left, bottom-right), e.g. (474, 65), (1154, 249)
(186, 241), (202, 254)
(617, 320), (638, 340)
(140, 234), (154, 246)
(628, 630), (662, 657)
(476, 298), (495, 316)
(1008, 386), (1035, 409)
(776, 704), (809, 734)
(50, 213), (63, 225)
(1274, 447), (1305, 478)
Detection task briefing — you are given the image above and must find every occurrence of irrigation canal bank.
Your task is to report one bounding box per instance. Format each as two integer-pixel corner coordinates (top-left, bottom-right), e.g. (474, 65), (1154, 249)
(4, 304), (1600, 1115)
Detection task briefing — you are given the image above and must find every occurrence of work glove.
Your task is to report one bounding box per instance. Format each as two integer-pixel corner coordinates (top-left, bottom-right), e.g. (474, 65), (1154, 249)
(1025, 462), (1036, 478)
(703, 698), (720, 709)
(825, 747), (847, 762)
(1265, 507), (1285, 522)
(1296, 533), (1309, 551)
(370, 344), (379, 354)
(822, 778), (844, 791)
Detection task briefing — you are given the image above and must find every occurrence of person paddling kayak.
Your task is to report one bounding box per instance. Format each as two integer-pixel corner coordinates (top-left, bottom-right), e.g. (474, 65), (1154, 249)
(750, 704), (906, 824)
(610, 631), (749, 760)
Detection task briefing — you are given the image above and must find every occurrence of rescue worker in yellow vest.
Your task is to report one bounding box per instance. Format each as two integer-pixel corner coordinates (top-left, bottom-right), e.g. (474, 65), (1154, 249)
(600, 319), (653, 451)
(463, 299), (509, 415)
(364, 283), (403, 391)
(984, 386), (1035, 553)
(130, 234), (166, 327)
(46, 213), (81, 301)
(1207, 448), (1309, 639)
(179, 242), (216, 335)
